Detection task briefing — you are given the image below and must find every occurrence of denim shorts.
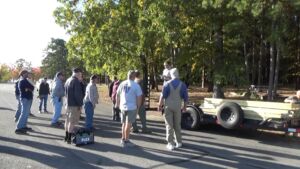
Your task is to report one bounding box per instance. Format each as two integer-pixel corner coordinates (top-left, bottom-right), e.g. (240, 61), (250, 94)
(121, 110), (137, 124)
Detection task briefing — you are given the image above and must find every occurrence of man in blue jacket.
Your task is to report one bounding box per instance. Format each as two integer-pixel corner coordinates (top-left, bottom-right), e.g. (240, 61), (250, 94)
(51, 72), (65, 127)
(15, 70), (35, 134)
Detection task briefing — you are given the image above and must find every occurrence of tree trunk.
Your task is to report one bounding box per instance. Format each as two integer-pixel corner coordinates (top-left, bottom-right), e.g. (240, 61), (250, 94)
(258, 30), (263, 88)
(268, 41), (276, 101)
(251, 41), (256, 84)
(296, 16), (300, 90)
(201, 66), (205, 88)
(273, 40), (281, 98)
(139, 53), (148, 95)
(244, 42), (250, 84)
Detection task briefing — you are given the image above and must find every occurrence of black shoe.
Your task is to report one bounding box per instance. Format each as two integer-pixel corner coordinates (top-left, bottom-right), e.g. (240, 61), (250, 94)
(132, 129), (139, 133)
(64, 131), (69, 142)
(67, 133), (72, 144)
(22, 127), (33, 131)
(44, 110), (49, 113)
(29, 113), (35, 117)
(15, 129), (27, 134)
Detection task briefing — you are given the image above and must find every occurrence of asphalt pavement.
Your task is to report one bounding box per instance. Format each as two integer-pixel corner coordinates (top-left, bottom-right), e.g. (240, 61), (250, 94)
(0, 83), (300, 169)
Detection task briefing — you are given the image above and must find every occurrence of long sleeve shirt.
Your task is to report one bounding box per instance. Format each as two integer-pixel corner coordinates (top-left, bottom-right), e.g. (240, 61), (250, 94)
(18, 77), (34, 100)
(84, 82), (99, 106)
(65, 76), (83, 107)
(51, 78), (65, 98)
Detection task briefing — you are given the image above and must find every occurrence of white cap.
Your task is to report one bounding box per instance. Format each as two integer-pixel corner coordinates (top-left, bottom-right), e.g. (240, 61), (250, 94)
(170, 68), (179, 79)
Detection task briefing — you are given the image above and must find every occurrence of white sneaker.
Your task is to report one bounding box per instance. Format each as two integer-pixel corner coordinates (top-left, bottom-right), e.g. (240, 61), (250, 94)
(120, 139), (125, 147)
(176, 142), (182, 148)
(166, 143), (175, 151)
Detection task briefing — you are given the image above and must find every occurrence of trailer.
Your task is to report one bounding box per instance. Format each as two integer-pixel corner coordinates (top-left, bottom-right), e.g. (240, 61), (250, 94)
(181, 98), (300, 134)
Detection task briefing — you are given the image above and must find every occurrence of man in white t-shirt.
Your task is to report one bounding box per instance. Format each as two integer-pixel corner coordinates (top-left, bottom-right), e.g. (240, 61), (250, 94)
(116, 70), (142, 147)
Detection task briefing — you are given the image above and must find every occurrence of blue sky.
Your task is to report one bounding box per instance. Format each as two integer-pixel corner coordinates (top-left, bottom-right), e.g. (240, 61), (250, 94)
(0, 0), (69, 67)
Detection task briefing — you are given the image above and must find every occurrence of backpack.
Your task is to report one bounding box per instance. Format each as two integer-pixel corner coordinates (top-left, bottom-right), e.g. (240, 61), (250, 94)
(72, 128), (94, 146)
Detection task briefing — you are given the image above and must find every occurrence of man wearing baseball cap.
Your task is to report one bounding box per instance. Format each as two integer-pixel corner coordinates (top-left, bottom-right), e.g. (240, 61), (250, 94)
(15, 70), (34, 134)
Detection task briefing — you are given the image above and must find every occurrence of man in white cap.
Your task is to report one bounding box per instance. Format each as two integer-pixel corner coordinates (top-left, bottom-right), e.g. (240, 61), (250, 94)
(158, 68), (188, 150)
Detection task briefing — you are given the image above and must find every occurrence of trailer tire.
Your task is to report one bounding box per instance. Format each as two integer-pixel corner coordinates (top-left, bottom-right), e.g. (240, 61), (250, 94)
(217, 102), (244, 129)
(181, 106), (201, 130)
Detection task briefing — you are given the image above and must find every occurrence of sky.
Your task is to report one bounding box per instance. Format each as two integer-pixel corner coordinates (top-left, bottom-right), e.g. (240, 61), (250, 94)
(0, 0), (69, 67)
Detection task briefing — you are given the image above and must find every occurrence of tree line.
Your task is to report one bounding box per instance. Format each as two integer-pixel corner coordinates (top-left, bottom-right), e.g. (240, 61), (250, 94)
(44, 0), (300, 100)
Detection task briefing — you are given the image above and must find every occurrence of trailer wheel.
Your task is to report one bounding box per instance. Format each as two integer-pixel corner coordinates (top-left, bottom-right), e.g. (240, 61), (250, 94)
(217, 102), (244, 129)
(181, 106), (201, 130)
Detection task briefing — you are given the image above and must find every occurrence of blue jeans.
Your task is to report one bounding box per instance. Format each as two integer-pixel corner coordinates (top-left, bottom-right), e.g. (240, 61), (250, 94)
(39, 95), (48, 111)
(84, 101), (94, 129)
(17, 98), (32, 129)
(15, 96), (21, 121)
(51, 96), (63, 124)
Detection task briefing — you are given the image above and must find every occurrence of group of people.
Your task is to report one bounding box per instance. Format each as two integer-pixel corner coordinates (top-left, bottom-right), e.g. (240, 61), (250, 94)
(14, 60), (190, 151)
(14, 68), (99, 144)
(111, 60), (188, 150)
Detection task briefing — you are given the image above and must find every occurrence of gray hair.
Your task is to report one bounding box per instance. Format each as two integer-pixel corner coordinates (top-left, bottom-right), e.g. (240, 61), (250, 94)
(170, 68), (179, 79)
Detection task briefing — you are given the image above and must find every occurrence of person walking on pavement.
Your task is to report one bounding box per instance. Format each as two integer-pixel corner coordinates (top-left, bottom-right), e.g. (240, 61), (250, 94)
(38, 77), (50, 113)
(15, 70), (35, 134)
(110, 76), (121, 121)
(14, 76), (22, 122)
(158, 68), (188, 150)
(64, 68), (84, 144)
(116, 70), (142, 147)
(84, 75), (99, 131)
(50, 72), (65, 127)
(132, 70), (151, 133)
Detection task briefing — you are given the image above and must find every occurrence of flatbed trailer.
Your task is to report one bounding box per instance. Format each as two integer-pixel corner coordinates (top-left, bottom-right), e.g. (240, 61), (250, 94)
(181, 98), (300, 134)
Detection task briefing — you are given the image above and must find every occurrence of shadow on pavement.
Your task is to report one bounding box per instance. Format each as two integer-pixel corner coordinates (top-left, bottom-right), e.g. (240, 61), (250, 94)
(0, 136), (144, 169)
(0, 107), (15, 112)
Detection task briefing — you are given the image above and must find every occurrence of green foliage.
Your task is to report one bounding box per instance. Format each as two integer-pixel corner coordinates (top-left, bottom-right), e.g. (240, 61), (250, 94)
(53, 0), (300, 88)
(41, 38), (69, 78)
(0, 64), (11, 82)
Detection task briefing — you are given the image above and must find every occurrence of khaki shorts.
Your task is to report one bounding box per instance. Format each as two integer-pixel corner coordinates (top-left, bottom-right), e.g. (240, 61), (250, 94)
(121, 110), (137, 124)
(66, 106), (81, 125)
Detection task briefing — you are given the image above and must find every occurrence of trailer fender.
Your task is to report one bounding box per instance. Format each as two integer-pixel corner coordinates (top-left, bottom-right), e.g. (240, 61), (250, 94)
(217, 102), (244, 129)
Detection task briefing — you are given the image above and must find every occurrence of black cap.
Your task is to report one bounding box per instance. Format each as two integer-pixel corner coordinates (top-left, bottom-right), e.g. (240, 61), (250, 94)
(90, 75), (98, 81)
(19, 70), (28, 77)
(56, 72), (63, 77)
(72, 67), (82, 73)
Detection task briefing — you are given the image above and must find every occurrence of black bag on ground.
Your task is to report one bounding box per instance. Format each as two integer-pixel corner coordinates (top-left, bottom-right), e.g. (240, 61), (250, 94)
(72, 128), (94, 146)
